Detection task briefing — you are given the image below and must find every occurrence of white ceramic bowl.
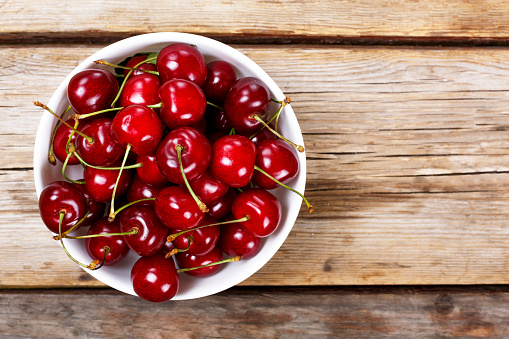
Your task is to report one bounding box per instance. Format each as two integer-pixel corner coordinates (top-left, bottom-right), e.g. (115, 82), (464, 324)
(33, 32), (306, 300)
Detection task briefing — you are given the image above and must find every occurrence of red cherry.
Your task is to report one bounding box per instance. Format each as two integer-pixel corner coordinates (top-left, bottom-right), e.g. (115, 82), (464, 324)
(136, 153), (169, 186)
(173, 215), (220, 256)
(120, 205), (169, 257)
(156, 127), (211, 185)
(154, 186), (204, 230)
(218, 217), (262, 259)
(123, 55), (158, 77)
(190, 115), (207, 135)
(68, 69), (119, 115)
(156, 43), (207, 86)
(175, 246), (223, 277)
(202, 60), (237, 103)
(189, 169), (228, 205)
(75, 118), (124, 166)
(161, 240), (176, 256)
(205, 106), (231, 134)
(111, 104), (163, 155)
(206, 131), (227, 146)
(72, 181), (106, 226)
(86, 217), (130, 266)
(131, 253), (179, 302)
(119, 73), (161, 109)
(53, 118), (81, 165)
(210, 135), (256, 187)
(84, 163), (132, 203)
(158, 79), (207, 129)
(244, 126), (277, 145)
(207, 188), (236, 221)
(252, 139), (299, 190)
(127, 174), (166, 206)
(223, 77), (271, 134)
(232, 188), (282, 237)
(39, 181), (88, 234)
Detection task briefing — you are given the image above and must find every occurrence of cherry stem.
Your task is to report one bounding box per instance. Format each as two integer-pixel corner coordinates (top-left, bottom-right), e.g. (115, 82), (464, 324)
(94, 60), (159, 75)
(109, 56), (158, 108)
(57, 211), (103, 270)
(62, 153), (86, 185)
(34, 101), (94, 144)
(206, 101), (223, 111)
(249, 98), (290, 140)
(177, 256), (243, 273)
(229, 127), (236, 135)
(56, 209), (90, 240)
(165, 237), (193, 258)
(62, 227), (138, 240)
(251, 114), (304, 153)
(254, 165), (313, 213)
(175, 144), (208, 213)
(75, 107), (122, 120)
(108, 144), (131, 222)
(73, 151), (142, 171)
(167, 216), (249, 242)
(48, 105), (72, 166)
(271, 97), (291, 105)
(112, 198), (156, 218)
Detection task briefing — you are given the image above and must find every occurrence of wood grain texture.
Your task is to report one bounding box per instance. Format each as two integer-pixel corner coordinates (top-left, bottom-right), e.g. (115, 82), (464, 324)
(2, 0), (509, 42)
(1, 287), (509, 338)
(4, 45), (509, 287)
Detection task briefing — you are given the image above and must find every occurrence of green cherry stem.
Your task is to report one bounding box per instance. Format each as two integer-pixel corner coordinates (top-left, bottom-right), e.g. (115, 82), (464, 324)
(62, 227), (139, 240)
(62, 152), (86, 185)
(206, 101), (223, 110)
(254, 165), (314, 213)
(108, 144), (131, 222)
(75, 106), (123, 120)
(113, 198), (156, 216)
(249, 98), (290, 139)
(177, 256), (243, 273)
(250, 114), (304, 153)
(72, 151), (142, 171)
(48, 104), (72, 166)
(54, 209), (91, 240)
(175, 144), (208, 213)
(229, 127), (236, 135)
(94, 60), (159, 75)
(167, 216), (249, 242)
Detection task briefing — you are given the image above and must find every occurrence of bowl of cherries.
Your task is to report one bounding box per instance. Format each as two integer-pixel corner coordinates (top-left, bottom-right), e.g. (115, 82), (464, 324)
(33, 32), (312, 302)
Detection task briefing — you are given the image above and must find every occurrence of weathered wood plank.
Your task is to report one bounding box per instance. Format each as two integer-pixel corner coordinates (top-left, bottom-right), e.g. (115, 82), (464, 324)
(2, 1), (509, 42)
(1, 287), (509, 338)
(4, 45), (509, 287)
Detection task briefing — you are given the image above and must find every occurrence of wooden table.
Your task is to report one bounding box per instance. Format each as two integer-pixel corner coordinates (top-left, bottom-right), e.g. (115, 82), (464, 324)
(3, 1), (509, 337)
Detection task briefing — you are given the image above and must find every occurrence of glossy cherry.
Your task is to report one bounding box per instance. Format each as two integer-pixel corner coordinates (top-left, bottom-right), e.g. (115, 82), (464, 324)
(124, 54), (158, 77)
(72, 181), (106, 226)
(223, 77), (271, 134)
(158, 79), (207, 129)
(127, 174), (166, 206)
(210, 135), (256, 187)
(156, 43), (207, 86)
(218, 217), (262, 259)
(207, 188), (236, 221)
(156, 127), (211, 185)
(84, 163), (132, 203)
(120, 205), (169, 257)
(86, 217), (130, 266)
(53, 118), (81, 165)
(131, 253), (179, 302)
(202, 60), (237, 103)
(252, 139), (299, 190)
(154, 186), (204, 230)
(175, 245), (224, 277)
(111, 104), (163, 155)
(39, 181), (88, 234)
(68, 69), (119, 115)
(119, 73), (161, 109)
(136, 153), (169, 186)
(75, 118), (124, 166)
(172, 215), (220, 256)
(232, 188), (282, 237)
(189, 169), (228, 205)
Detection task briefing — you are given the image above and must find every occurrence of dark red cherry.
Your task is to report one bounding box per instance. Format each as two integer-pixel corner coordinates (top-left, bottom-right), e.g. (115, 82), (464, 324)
(173, 215), (220, 256)
(86, 217), (130, 266)
(136, 153), (169, 186)
(190, 115), (207, 135)
(210, 135), (256, 187)
(131, 253), (179, 302)
(154, 186), (204, 230)
(223, 77), (271, 134)
(127, 174), (166, 206)
(202, 61), (237, 103)
(244, 126), (277, 145)
(207, 188), (236, 221)
(84, 163), (132, 203)
(158, 79), (207, 129)
(111, 104), (163, 155)
(232, 188), (282, 237)
(124, 55), (158, 77)
(39, 181), (88, 234)
(75, 118), (124, 166)
(175, 246), (223, 277)
(252, 139), (299, 190)
(205, 106), (231, 134)
(156, 43), (207, 86)
(161, 240), (176, 256)
(206, 131), (227, 146)
(53, 118), (81, 165)
(119, 73), (161, 109)
(72, 181), (106, 226)
(218, 217), (262, 259)
(120, 205), (169, 257)
(68, 69), (119, 115)
(189, 169), (228, 205)
(156, 127), (211, 185)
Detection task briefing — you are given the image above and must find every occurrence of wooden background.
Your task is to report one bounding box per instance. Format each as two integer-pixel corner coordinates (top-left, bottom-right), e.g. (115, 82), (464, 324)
(3, 0), (509, 337)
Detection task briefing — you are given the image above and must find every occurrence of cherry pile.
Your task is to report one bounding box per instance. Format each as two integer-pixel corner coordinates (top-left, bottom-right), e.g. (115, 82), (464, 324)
(36, 42), (313, 302)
